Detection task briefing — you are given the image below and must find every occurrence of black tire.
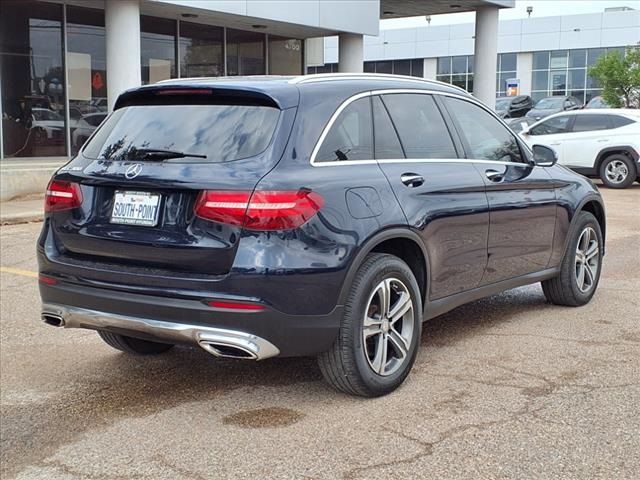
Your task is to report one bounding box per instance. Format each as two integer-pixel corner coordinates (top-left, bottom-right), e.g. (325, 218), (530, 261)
(542, 211), (603, 306)
(599, 154), (636, 189)
(318, 253), (422, 397)
(97, 330), (175, 355)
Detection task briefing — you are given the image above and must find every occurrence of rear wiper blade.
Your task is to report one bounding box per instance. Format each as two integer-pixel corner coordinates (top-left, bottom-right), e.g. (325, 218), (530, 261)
(134, 148), (207, 160)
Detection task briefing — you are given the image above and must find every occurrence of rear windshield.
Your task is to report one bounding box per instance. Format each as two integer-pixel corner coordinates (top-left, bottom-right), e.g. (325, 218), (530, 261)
(82, 104), (280, 162)
(535, 98), (563, 109)
(495, 98), (510, 110)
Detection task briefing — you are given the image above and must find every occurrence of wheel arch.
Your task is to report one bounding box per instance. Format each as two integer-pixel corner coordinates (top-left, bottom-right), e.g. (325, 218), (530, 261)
(594, 146), (639, 175)
(566, 195), (606, 258)
(338, 228), (429, 310)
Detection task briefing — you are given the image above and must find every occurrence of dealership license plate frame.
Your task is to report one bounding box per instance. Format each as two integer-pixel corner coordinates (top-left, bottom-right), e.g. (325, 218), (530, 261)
(110, 191), (161, 227)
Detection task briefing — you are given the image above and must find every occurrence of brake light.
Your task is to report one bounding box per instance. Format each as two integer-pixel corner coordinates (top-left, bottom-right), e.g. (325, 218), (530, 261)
(45, 180), (83, 213)
(194, 190), (324, 231)
(155, 89), (212, 96)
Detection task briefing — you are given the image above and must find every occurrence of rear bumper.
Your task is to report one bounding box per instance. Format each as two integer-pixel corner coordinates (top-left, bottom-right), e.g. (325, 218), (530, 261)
(39, 281), (342, 358)
(42, 303), (280, 360)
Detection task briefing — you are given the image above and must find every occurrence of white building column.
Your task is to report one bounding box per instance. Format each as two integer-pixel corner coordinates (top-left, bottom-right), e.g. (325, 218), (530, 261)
(105, 0), (141, 111)
(516, 52), (533, 96)
(423, 58), (437, 80)
(338, 33), (363, 73)
(473, 5), (499, 108)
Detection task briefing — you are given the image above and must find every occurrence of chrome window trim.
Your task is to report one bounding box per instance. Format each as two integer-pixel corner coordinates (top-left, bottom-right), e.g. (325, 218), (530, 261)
(311, 158), (530, 168)
(310, 88), (524, 168)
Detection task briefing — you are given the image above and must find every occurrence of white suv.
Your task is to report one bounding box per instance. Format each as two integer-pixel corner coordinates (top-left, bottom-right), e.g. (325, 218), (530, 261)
(519, 109), (640, 188)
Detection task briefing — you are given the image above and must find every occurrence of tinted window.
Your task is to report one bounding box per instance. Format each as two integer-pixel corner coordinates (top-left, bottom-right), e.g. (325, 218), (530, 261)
(315, 97), (373, 162)
(83, 104), (280, 162)
(572, 115), (611, 132)
(84, 114), (106, 127)
(495, 98), (511, 111)
(535, 97), (564, 109)
(444, 97), (523, 163)
(610, 115), (635, 129)
(529, 115), (572, 135)
(372, 96), (404, 159)
(381, 94), (457, 159)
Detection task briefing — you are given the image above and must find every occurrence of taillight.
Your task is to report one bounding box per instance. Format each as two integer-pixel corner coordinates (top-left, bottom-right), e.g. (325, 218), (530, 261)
(194, 190), (324, 231)
(45, 180), (83, 213)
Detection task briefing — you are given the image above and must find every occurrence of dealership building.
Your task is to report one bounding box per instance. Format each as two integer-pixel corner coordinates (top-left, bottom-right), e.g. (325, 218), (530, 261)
(1, 0), (639, 199)
(310, 6), (640, 105)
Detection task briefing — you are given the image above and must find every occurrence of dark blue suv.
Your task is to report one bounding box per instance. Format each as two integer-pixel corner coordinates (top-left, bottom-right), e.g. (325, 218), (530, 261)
(39, 74), (605, 397)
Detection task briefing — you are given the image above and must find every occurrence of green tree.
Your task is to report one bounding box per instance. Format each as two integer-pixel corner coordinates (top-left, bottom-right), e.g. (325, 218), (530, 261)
(588, 47), (640, 108)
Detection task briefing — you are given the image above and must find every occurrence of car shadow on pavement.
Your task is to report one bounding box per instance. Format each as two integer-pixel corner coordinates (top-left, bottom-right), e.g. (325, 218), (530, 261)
(1, 285), (553, 478)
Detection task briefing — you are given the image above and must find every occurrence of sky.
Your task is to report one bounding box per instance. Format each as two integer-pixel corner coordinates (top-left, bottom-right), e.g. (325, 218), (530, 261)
(380, 0), (640, 28)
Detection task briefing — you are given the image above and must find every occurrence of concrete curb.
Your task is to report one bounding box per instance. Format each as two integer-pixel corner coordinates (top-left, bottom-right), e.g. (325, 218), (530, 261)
(1, 211), (44, 226)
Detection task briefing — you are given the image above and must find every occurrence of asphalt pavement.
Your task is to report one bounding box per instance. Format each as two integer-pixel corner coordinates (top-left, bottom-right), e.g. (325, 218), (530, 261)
(1, 184), (639, 479)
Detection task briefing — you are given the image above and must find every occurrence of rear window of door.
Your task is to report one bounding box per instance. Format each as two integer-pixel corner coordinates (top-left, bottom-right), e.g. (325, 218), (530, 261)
(572, 114), (612, 132)
(529, 115), (572, 135)
(380, 93), (457, 159)
(315, 97), (373, 162)
(443, 96), (523, 163)
(372, 96), (404, 159)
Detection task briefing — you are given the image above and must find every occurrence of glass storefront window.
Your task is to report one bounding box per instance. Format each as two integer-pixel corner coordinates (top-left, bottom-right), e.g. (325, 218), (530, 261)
(569, 49), (586, 68)
(1, 0), (67, 158)
(499, 53), (516, 72)
(550, 70), (566, 95)
(66, 6), (107, 155)
(587, 48), (605, 66)
(451, 56), (467, 74)
(141, 16), (177, 85)
(568, 69), (586, 90)
(532, 71), (548, 90)
(268, 36), (302, 75)
(451, 74), (466, 90)
(550, 50), (568, 69)
(393, 59), (411, 76)
(531, 48), (623, 105)
(179, 21), (223, 77)
(375, 61), (393, 74)
(437, 57), (451, 75)
(411, 59), (423, 77)
(532, 51), (549, 70)
(226, 28), (265, 76)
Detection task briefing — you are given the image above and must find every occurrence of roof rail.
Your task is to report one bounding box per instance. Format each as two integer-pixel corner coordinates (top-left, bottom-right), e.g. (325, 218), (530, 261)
(289, 73), (469, 93)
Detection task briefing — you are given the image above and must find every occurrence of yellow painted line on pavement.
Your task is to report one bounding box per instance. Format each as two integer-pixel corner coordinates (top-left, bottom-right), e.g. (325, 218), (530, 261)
(0, 266), (38, 278)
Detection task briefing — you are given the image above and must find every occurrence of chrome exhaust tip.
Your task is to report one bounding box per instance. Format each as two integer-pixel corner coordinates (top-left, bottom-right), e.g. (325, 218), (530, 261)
(42, 313), (65, 327)
(199, 341), (258, 360)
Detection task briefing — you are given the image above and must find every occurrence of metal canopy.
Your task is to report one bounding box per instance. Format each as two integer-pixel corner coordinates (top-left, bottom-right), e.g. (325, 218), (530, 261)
(380, 0), (515, 19)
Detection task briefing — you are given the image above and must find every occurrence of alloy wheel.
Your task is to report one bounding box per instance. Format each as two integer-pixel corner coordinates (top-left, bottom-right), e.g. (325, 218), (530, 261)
(605, 160), (629, 184)
(575, 226), (599, 293)
(362, 278), (414, 376)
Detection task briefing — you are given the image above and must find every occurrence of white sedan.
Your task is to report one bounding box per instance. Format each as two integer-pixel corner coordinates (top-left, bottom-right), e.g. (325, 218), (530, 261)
(518, 109), (640, 189)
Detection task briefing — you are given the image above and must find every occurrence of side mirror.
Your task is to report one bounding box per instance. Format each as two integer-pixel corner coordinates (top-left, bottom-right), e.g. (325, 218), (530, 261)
(520, 124), (530, 135)
(532, 144), (557, 167)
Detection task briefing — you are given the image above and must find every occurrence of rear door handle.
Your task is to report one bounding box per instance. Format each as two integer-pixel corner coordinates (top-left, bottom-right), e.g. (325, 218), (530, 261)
(401, 173), (424, 188)
(485, 169), (504, 182)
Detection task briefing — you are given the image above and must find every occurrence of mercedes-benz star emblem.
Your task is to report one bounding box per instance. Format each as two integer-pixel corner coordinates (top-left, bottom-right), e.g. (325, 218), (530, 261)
(125, 163), (142, 179)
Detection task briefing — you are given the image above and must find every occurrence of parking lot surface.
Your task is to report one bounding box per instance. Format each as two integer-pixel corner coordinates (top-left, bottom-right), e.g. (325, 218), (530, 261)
(1, 185), (639, 479)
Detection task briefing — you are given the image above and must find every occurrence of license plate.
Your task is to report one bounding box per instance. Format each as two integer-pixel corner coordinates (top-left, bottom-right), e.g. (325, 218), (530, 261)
(111, 191), (161, 227)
